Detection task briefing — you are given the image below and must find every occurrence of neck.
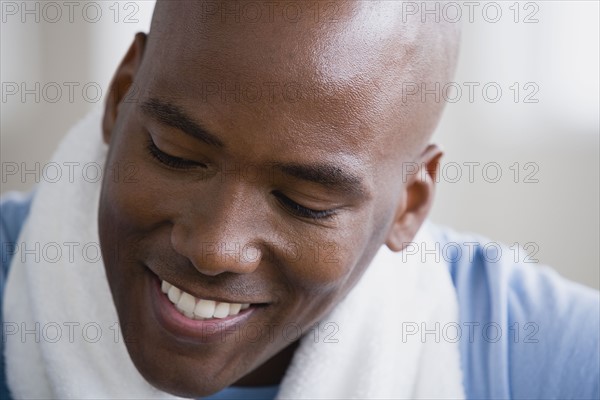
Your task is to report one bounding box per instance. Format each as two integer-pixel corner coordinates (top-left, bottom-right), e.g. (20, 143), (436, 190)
(232, 340), (300, 387)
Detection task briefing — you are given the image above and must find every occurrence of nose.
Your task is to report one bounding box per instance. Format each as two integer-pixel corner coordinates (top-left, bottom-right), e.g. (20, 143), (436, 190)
(170, 185), (265, 276)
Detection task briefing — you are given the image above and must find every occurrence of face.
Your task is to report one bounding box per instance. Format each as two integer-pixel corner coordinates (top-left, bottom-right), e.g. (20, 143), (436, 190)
(98, 1), (452, 397)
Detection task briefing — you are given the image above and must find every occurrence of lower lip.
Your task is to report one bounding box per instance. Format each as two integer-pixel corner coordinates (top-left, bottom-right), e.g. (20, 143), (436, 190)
(148, 272), (258, 344)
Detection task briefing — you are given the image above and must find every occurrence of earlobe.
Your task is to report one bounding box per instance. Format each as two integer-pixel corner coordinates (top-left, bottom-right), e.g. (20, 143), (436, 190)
(102, 32), (147, 144)
(385, 144), (443, 252)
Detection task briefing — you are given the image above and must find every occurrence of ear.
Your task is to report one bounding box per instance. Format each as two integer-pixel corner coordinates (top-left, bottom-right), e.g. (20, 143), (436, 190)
(102, 32), (147, 144)
(385, 144), (443, 252)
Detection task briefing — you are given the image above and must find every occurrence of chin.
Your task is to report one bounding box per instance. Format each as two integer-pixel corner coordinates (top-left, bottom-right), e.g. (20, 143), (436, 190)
(106, 264), (266, 398)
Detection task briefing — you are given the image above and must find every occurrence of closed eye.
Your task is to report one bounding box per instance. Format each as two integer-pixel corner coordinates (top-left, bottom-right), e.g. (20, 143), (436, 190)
(272, 190), (337, 220)
(146, 135), (207, 170)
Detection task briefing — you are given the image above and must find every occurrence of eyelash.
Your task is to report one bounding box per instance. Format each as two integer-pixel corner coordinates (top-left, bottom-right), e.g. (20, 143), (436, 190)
(146, 137), (336, 221)
(146, 137), (206, 170)
(273, 191), (337, 221)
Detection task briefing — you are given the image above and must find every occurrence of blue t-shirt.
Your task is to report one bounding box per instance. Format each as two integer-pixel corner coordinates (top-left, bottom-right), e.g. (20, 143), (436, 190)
(1, 192), (598, 399)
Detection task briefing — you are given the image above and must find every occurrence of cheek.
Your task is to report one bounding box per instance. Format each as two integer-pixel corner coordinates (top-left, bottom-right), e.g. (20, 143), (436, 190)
(281, 224), (372, 298)
(277, 234), (378, 330)
(288, 241), (350, 288)
(100, 132), (176, 233)
(299, 210), (385, 301)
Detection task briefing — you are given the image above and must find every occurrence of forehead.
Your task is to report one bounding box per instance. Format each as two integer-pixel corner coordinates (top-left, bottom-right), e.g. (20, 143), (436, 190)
(148, 4), (420, 103)
(136, 1), (437, 166)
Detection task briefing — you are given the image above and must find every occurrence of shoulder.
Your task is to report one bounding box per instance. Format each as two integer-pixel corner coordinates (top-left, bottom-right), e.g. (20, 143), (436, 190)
(1, 189), (35, 327)
(429, 223), (600, 399)
(1, 190), (35, 400)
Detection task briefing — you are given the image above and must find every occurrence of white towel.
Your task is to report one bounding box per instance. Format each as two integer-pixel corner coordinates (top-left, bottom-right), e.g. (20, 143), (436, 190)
(3, 109), (465, 399)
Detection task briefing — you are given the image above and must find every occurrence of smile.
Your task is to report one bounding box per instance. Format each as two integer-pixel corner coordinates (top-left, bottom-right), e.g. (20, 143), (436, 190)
(149, 272), (261, 343)
(161, 279), (251, 320)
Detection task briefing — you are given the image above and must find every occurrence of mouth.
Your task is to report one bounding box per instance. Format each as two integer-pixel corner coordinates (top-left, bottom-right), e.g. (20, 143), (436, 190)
(147, 269), (268, 343)
(161, 279), (251, 320)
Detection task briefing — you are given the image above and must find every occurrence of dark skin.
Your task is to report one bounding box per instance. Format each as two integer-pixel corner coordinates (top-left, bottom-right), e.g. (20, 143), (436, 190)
(98, 1), (459, 397)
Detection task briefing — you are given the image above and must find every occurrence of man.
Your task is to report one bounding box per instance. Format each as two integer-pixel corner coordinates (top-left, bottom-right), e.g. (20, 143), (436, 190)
(1, 1), (598, 399)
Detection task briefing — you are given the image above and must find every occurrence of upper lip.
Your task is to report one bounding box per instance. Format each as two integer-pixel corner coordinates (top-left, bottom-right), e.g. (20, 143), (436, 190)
(147, 265), (270, 305)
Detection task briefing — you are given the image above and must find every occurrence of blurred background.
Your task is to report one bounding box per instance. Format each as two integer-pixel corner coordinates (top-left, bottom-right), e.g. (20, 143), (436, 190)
(1, 1), (598, 289)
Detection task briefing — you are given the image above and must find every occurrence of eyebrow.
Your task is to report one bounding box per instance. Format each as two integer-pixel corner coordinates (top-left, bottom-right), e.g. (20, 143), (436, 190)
(272, 162), (369, 198)
(140, 98), (224, 148)
(140, 98), (368, 198)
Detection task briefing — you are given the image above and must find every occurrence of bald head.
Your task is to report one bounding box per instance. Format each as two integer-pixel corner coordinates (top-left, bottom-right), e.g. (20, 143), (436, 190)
(143, 0), (460, 159)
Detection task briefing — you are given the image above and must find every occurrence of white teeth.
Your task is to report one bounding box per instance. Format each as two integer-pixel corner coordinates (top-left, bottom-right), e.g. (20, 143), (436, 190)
(177, 292), (196, 315)
(194, 299), (216, 319)
(213, 302), (230, 318)
(167, 285), (181, 304)
(161, 280), (172, 294)
(229, 303), (242, 315)
(161, 279), (251, 320)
